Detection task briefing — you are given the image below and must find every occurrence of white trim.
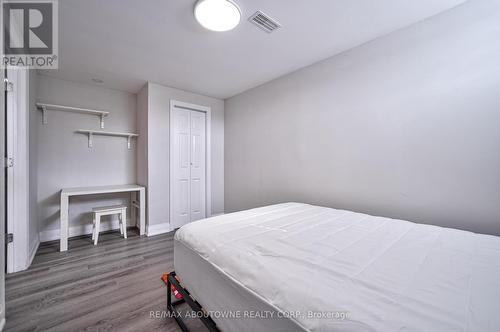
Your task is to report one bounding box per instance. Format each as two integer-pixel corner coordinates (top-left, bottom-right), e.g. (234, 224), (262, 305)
(40, 219), (130, 243)
(0, 63), (5, 329)
(28, 239), (40, 268)
(146, 223), (172, 237)
(6, 68), (30, 273)
(169, 100), (212, 229)
(5, 69), (16, 273)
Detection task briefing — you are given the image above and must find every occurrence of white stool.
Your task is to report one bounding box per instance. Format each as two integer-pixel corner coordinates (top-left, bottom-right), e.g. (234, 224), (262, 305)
(92, 205), (127, 245)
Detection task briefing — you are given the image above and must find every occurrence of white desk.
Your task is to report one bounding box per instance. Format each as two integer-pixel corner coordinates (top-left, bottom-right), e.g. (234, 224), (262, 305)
(60, 184), (146, 252)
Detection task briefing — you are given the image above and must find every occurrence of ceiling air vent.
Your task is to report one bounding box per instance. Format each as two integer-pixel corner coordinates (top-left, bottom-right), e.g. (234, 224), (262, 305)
(248, 11), (281, 33)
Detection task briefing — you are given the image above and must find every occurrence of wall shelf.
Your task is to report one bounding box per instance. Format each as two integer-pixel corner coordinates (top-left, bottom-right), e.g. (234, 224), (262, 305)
(36, 102), (110, 128)
(76, 130), (138, 149)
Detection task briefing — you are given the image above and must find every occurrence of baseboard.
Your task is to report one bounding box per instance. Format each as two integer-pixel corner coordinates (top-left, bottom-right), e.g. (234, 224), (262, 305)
(146, 223), (171, 237)
(28, 238), (40, 268)
(39, 219), (131, 243)
(146, 214), (224, 237)
(0, 318), (6, 331)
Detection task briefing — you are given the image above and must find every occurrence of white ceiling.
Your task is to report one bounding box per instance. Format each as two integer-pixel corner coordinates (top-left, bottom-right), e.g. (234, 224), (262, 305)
(40, 0), (467, 99)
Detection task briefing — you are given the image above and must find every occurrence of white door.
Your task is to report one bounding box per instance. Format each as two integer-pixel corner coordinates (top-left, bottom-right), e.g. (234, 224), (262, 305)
(5, 68), (16, 273)
(1, 68), (6, 331)
(170, 105), (207, 229)
(189, 111), (206, 222)
(4, 68), (29, 274)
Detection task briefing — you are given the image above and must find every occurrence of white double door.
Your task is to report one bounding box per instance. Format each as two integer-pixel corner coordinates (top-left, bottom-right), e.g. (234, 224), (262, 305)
(170, 107), (207, 229)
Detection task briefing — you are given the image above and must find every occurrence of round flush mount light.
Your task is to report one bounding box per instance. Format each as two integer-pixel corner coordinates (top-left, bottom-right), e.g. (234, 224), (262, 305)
(194, 0), (241, 32)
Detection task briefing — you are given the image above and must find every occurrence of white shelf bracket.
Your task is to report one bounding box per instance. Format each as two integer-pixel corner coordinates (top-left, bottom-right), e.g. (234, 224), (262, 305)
(75, 129), (138, 149)
(87, 132), (93, 148)
(36, 103), (110, 128)
(41, 106), (48, 124)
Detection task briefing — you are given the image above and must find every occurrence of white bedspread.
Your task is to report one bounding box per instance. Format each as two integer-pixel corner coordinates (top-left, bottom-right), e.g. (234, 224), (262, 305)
(175, 203), (500, 331)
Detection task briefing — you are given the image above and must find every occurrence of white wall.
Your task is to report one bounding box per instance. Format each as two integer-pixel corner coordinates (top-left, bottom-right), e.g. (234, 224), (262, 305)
(142, 82), (224, 229)
(225, 0), (500, 236)
(136, 84), (149, 230)
(136, 83), (149, 201)
(35, 74), (138, 241)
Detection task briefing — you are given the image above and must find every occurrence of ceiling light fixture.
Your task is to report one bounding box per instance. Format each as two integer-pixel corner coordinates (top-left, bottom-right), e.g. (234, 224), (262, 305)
(194, 0), (241, 32)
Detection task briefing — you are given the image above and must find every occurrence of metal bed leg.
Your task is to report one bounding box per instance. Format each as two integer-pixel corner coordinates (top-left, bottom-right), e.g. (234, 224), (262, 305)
(167, 273), (189, 332)
(166, 271), (219, 332)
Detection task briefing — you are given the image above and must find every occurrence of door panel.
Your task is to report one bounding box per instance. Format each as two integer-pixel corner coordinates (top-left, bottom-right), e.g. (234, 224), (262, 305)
(179, 133), (189, 169)
(170, 105), (207, 229)
(191, 179), (201, 214)
(179, 179), (189, 216)
(171, 109), (190, 228)
(190, 111), (206, 222)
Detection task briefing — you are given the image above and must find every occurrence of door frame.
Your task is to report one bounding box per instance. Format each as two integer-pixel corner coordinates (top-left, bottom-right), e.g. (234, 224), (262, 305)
(1, 63), (7, 332)
(5, 67), (30, 273)
(169, 99), (212, 229)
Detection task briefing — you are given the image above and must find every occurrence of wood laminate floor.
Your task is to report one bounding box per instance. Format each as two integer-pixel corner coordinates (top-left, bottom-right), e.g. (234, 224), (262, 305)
(5, 229), (206, 332)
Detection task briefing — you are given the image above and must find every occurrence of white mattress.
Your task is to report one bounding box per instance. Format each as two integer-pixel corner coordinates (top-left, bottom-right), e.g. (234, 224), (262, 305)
(174, 203), (500, 332)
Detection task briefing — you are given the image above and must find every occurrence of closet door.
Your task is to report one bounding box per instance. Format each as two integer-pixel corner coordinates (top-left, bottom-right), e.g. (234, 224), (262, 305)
(170, 106), (207, 229)
(171, 108), (191, 229)
(190, 111), (206, 222)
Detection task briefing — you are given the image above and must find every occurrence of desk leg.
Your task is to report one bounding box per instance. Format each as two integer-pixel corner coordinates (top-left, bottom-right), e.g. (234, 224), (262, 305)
(139, 188), (146, 236)
(130, 191), (137, 227)
(60, 194), (69, 252)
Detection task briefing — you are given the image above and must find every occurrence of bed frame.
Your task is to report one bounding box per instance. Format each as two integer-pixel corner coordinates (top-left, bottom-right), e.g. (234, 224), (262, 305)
(166, 271), (219, 332)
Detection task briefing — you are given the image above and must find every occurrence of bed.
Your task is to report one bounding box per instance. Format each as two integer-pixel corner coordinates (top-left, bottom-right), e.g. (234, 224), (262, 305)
(173, 203), (500, 331)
